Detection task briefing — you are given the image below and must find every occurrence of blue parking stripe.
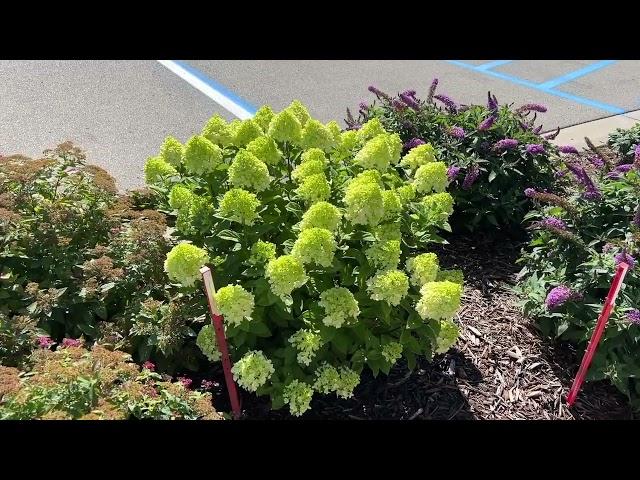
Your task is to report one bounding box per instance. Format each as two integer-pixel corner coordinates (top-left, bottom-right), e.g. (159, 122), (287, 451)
(446, 60), (625, 115)
(537, 60), (617, 89)
(475, 60), (513, 71)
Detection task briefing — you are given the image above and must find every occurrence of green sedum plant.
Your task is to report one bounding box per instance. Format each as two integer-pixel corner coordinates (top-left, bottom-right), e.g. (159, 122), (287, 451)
(148, 101), (464, 416)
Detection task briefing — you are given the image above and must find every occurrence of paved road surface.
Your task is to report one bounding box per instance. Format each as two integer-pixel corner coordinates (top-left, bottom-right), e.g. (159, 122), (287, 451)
(1, 60), (639, 190)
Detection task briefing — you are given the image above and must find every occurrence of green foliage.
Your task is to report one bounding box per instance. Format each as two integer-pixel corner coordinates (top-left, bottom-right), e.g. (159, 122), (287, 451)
(149, 101), (464, 416)
(608, 122), (640, 162)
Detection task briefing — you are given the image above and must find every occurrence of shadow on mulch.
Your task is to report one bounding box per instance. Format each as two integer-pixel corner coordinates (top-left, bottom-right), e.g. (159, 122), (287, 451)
(201, 232), (635, 420)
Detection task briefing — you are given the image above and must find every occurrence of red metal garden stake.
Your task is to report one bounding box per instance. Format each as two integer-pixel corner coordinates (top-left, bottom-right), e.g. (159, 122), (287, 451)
(566, 262), (629, 407)
(200, 266), (242, 419)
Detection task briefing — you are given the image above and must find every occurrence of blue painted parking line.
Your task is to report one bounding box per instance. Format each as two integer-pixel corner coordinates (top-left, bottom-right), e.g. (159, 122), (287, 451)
(446, 60), (625, 115)
(537, 60), (617, 89)
(475, 60), (513, 71)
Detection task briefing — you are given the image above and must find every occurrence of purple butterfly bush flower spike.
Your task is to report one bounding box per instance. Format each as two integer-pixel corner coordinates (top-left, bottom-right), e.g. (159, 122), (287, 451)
(542, 217), (566, 230)
(524, 187), (537, 198)
(626, 309), (640, 325)
(634, 144), (640, 161)
(493, 138), (519, 151)
(402, 89), (417, 98)
(399, 92), (421, 111)
(588, 156), (605, 169)
(447, 166), (461, 180)
(462, 165), (480, 190)
(517, 103), (548, 114)
(566, 162), (602, 200)
(545, 285), (575, 310)
(478, 115), (497, 131)
(544, 127), (561, 140)
(558, 145), (579, 154)
(404, 138), (425, 150)
(368, 85), (392, 102)
(448, 126), (465, 139)
(633, 205), (640, 228)
(526, 144), (545, 155)
(392, 99), (407, 111)
(487, 92), (499, 112)
(615, 252), (635, 269)
(427, 78), (438, 103)
(434, 94), (458, 113)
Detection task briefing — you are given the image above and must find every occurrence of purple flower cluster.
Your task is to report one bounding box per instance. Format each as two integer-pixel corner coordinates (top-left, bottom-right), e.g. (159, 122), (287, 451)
(626, 309), (640, 325)
(633, 205), (640, 228)
(462, 164), (480, 190)
(588, 156), (605, 169)
(392, 99), (407, 111)
(558, 145), (579, 154)
(542, 217), (566, 230)
(368, 85), (391, 101)
(478, 115), (496, 131)
(447, 166), (461, 180)
(404, 138), (425, 150)
(487, 92), (499, 112)
(524, 187), (537, 198)
(358, 101), (369, 113)
(533, 125), (543, 134)
(62, 338), (82, 348)
(566, 162), (601, 199)
(614, 252), (636, 269)
(493, 138), (519, 151)
(517, 103), (548, 113)
(178, 377), (193, 389)
(433, 94), (458, 112)
(635, 144), (640, 162)
(545, 286), (575, 310)
(142, 361), (155, 371)
(37, 336), (55, 348)
(448, 126), (465, 138)
(544, 127), (561, 140)
(526, 144), (545, 155)
(402, 89), (417, 98)
(399, 92), (420, 110)
(427, 78), (438, 103)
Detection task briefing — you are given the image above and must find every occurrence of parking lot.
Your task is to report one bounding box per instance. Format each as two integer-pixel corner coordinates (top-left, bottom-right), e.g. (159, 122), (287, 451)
(1, 60), (639, 190)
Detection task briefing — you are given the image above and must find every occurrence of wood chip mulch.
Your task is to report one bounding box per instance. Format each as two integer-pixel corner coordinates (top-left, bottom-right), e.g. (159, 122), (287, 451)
(219, 233), (635, 420)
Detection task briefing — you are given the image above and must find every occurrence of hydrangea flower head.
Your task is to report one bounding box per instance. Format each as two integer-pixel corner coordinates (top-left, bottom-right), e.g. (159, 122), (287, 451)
(285, 100), (311, 126)
(339, 130), (359, 152)
(365, 239), (401, 270)
(354, 134), (393, 172)
(413, 162), (449, 193)
(357, 118), (386, 142)
(160, 136), (184, 166)
(367, 269), (409, 306)
(318, 287), (360, 328)
(169, 184), (195, 211)
(253, 105), (275, 131)
(245, 135), (282, 165)
(435, 319), (459, 354)
(283, 380), (313, 417)
(292, 159), (325, 183)
(325, 120), (342, 144)
(265, 255), (308, 299)
(231, 350), (274, 392)
(231, 119), (263, 147)
(295, 173), (331, 204)
(382, 190), (402, 221)
(416, 281), (463, 320)
(400, 143), (436, 170)
(288, 329), (323, 366)
(382, 342), (403, 364)
(300, 201), (341, 232)
(218, 188), (261, 225)
(164, 243), (209, 287)
(395, 184), (417, 204)
(144, 156), (177, 184)
(301, 119), (336, 151)
(422, 192), (454, 218)
(249, 240), (277, 265)
(335, 367), (360, 399)
(406, 253), (440, 287)
(196, 324), (221, 362)
(228, 149), (270, 192)
(343, 176), (384, 226)
(290, 227), (337, 268)
(215, 285), (255, 326)
(183, 135), (223, 175)
(314, 363), (341, 394)
(202, 114), (233, 146)
(301, 148), (328, 165)
(267, 109), (302, 144)
(374, 222), (402, 242)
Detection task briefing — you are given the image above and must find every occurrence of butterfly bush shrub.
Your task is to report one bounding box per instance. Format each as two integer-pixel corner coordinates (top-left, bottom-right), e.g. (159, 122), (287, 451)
(607, 122), (640, 162)
(516, 142), (640, 403)
(147, 101), (464, 416)
(349, 82), (560, 232)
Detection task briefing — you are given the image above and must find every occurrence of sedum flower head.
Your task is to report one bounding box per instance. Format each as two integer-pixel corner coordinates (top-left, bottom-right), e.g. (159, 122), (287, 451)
(218, 188), (261, 225)
(382, 342), (403, 364)
(215, 285), (255, 326)
(283, 379), (313, 417)
(406, 253), (440, 287)
(265, 255), (308, 299)
(314, 363), (341, 394)
(436, 269), (464, 285)
(184, 135), (223, 175)
(253, 105), (275, 132)
(395, 184), (417, 204)
(374, 222), (402, 242)
(292, 159), (325, 183)
(285, 100), (311, 126)
(160, 136), (184, 166)
(343, 175), (384, 226)
(290, 227), (336, 268)
(435, 319), (459, 354)
(249, 240), (277, 265)
(301, 148), (328, 165)
(288, 329), (323, 366)
(169, 184), (195, 211)
(318, 287), (360, 328)
(228, 149), (270, 192)
(416, 281), (462, 321)
(144, 156), (177, 184)
(367, 269), (409, 306)
(400, 143), (437, 171)
(164, 243), (209, 287)
(245, 135), (282, 166)
(414, 162), (448, 193)
(365, 240), (401, 270)
(196, 324), (220, 362)
(231, 119), (264, 147)
(335, 367), (360, 399)
(422, 192), (454, 218)
(267, 109), (302, 144)
(202, 114), (233, 146)
(339, 130), (359, 152)
(382, 190), (402, 221)
(301, 119), (336, 151)
(300, 201), (342, 232)
(357, 118), (386, 142)
(231, 350), (274, 392)
(295, 173), (331, 204)
(354, 134), (393, 172)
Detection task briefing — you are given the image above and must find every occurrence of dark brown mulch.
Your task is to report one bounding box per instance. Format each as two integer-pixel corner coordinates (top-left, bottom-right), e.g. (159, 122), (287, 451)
(207, 233), (634, 420)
